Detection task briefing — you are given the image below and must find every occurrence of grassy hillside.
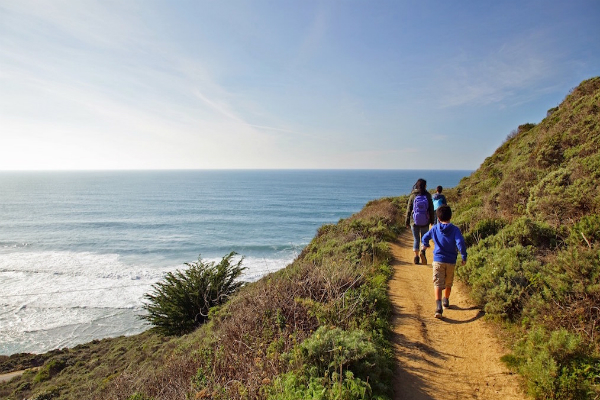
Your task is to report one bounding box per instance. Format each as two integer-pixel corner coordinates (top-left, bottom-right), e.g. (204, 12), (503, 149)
(445, 77), (600, 399)
(0, 199), (405, 400)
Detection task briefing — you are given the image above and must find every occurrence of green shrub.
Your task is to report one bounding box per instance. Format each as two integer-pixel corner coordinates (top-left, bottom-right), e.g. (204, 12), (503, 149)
(527, 167), (594, 227)
(504, 327), (600, 399)
(294, 327), (383, 380)
(33, 358), (67, 383)
(272, 326), (391, 399)
(533, 248), (600, 347)
(464, 218), (507, 246)
(567, 214), (600, 248)
(142, 252), (246, 336)
(458, 244), (541, 320)
(482, 217), (560, 250)
(268, 370), (373, 400)
(30, 387), (61, 400)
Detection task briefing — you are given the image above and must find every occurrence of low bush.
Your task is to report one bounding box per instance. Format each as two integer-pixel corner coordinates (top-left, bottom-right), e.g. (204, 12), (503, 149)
(141, 252), (246, 336)
(477, 217), (561, 250)
(567, 214), (600, 249)
(33, 358), (67, 383)
(459, 243), (541, 320)
(269, 326), (391, 400)
(503, 327), (600, 399)
(268, 370), (372, 400)
(536, 248), (600, 346)
(463, 218), (507, 246)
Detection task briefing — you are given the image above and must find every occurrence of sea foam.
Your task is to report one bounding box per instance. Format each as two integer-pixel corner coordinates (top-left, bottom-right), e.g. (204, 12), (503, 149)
(0, 250), (293, 355)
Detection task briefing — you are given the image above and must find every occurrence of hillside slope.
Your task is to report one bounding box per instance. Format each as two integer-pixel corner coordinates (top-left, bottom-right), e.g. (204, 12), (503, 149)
(452, 76), (600, 227)
(446, 77), (600, 399)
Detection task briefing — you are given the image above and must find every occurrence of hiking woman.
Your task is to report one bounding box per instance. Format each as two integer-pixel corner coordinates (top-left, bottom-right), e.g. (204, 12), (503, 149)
(405, 178), (435, 264)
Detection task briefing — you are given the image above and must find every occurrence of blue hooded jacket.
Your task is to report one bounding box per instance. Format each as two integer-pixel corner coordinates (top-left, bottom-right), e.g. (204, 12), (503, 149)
(421, 222), (467, 264)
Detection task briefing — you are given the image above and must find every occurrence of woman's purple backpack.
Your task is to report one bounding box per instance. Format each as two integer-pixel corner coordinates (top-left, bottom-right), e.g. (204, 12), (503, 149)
(412, 195), (429, 225)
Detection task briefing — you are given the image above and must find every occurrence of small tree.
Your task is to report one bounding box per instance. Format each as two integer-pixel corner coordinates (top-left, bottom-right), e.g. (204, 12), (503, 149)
(142, 252), (246, 336)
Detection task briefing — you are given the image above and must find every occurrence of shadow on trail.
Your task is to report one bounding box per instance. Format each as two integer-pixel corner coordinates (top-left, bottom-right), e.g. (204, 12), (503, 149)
(391, 322), (446, 367)
(440, 310), (485, 324)
(391, 306), (455, 400)
(447, 304), (480, 311)
(392, 347), (437, 400)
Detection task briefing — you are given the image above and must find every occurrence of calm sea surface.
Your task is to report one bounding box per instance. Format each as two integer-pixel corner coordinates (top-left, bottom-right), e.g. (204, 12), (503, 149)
(0, 170), (469, 355)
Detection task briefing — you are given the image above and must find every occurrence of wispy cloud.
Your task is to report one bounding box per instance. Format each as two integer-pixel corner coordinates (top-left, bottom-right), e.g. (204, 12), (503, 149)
(0, 0), (291, 169)
(291, 3), (330, 69)
(435, 32), (558, 108)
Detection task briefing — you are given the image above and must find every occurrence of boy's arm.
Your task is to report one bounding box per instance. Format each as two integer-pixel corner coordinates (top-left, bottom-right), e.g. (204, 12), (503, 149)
(422, 228), (432, 248)
(455, 228), (467, 263)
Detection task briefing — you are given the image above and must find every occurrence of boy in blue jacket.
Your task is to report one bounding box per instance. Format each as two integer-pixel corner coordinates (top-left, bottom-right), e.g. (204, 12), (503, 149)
(421, 205), (467, 318)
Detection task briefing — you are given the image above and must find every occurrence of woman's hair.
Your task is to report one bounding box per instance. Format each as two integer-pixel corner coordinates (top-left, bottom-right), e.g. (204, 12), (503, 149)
(413, 178), (427, 193)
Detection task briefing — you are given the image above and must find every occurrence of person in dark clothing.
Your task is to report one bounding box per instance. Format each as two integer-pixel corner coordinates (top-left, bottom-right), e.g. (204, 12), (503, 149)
(405, 178), (435, 265)
(432, 186), (447, 224)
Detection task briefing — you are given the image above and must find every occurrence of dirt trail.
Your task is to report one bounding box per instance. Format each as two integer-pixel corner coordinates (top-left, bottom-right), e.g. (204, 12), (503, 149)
(0, 370), (25, 383)
(389, 230), (526, 400)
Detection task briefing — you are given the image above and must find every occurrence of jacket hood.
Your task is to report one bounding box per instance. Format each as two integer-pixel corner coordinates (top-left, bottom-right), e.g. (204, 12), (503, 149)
(438, 222), (453, 235)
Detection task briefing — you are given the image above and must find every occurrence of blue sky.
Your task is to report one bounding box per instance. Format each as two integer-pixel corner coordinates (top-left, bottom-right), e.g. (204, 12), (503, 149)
(1, 1), (598, 170)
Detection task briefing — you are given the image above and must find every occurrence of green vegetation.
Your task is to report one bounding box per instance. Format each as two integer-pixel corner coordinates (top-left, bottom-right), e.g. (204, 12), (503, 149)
(0, 198), (402, 399)
(141, 252), (246, 336)
(448, 77), (600, 398)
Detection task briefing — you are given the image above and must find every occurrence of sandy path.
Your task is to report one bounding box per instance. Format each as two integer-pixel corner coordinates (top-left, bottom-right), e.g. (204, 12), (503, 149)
(0, 370), (25, 383)
(389, 230), (526, 400)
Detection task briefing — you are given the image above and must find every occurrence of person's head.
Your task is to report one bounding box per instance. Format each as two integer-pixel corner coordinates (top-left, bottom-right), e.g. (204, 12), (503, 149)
(436, 205), (452, 223)
(436, 185), (443, 193)
(413, 178), (427, 193)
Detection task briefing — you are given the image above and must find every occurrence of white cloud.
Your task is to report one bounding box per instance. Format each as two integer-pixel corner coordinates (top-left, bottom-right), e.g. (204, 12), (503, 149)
(435, 32), (558, 108)
(0, 0), (292, 169)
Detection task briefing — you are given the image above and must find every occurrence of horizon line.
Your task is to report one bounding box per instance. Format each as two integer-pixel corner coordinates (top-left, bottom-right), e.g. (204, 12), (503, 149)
(0, 168), (475, 172)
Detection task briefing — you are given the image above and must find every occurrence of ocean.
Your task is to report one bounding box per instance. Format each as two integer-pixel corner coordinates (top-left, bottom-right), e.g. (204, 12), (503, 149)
(0, 169), (469, 355)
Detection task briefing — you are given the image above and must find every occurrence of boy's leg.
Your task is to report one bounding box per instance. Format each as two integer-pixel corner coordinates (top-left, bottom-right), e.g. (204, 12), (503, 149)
(434, 286), (443, 318)
(442, 287), (451, 308)
(442, 263), (456, 308)
(432, 262), (445, 317)
(444, 287), (452, 299)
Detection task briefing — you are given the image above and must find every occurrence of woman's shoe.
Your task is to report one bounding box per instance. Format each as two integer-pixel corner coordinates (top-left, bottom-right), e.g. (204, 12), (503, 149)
(420, 249), (427, 265)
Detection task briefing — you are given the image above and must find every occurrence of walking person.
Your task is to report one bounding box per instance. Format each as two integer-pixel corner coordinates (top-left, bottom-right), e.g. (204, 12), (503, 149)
(405, 178), (435, 265)
(432, 186), (447, 224)
(421, 205), (467, 318)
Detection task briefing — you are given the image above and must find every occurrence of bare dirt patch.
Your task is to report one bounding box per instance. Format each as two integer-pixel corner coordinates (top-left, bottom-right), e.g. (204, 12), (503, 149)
(389, 230), (526, 400)
(0, 369), (25, 383)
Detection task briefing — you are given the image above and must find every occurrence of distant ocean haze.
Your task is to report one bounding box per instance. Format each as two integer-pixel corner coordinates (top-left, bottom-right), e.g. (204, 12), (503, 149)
(0, 169), (469, 355)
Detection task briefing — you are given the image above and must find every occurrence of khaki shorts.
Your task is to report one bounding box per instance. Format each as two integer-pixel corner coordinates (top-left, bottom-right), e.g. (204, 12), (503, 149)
(432, 261), (456, 289)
